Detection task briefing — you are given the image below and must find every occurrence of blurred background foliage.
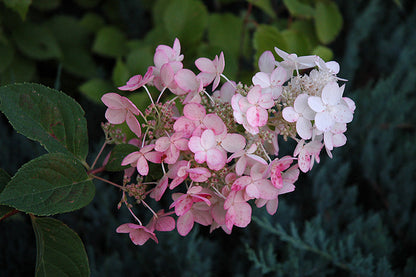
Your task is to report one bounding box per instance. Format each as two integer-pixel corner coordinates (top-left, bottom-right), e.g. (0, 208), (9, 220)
(0, 0), (415, 276)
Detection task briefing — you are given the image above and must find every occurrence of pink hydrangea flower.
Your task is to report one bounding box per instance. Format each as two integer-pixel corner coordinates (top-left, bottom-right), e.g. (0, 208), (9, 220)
(116, 223), (158, 245)
(121, 144), (162, 176)
(195, 51), (225, 91)
(146, 210), (176, 232)
(118, 67), (154, 91)
(252, 65), (287, 99)
(101, 93), (142, 137)
(188, 129), (227, 171)
(155, 132), (189, 164)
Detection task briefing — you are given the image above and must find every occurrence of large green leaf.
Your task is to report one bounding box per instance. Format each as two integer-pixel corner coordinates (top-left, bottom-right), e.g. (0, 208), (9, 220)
(253, 24), (287, 66)
(92, 26), (128, 58)
(283, 0), (315, 18)
(0, 153), (95, 216)
(0, 83), (89, 161)
(0, 169), (14, 219)
(314, 1), (343, 44)
(31, 216), (90, 277)
(12, 23), (61, 60)
(3, 0), (31, 20)
(163, 0), (208, 47)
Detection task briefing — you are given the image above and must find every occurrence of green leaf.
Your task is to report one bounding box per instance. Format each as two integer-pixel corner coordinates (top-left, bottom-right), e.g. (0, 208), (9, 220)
(0, 54), (36, 85)
(281, 28), (311, 56)
(0, 42), (15, 73)
(79, 78), (114, 104)
(253, 24), (287, 66)
(163, 0), (208, 46)
(112, 59), (131, 87)
(46, 16), (97, 78)
(105, 143), (138, 172)
(247, 0), (276, 19)
(208, 13), (242, 57)
(314, 1), (343, 44)
(0, 169), (14, 219)
(0, 153), (95, 216)
(12, 23), (61, 60)
(73, 0), (100, 9)
(32, 0), (61, 11)
(283, 0), (315, 18)
(126, 46), (154, 76)
(31, 216), (90, 277)
(92, 26), (128, 58)
(79, 13), (105, 33)
(3, 0), (32, 20)
(0, 83), (89, 161)
(312, 45), (333, 61)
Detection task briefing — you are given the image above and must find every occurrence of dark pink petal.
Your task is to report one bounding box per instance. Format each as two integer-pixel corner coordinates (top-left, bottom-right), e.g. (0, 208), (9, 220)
(130, 228), (158, 245)
(121, 151), (141, 166)
(136, 156), (149, 176)
(155, 216), (175, 232)
(177, 211), (194, 236)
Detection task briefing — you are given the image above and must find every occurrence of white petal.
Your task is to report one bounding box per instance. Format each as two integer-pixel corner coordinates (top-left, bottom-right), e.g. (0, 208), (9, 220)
(331, 104), (353, 123)
(296, 117), (312, 140)
(252, 72), (271, 88)
(258, 51), (276, 73)
(332, 133), (347, 147)
(308, 96), (325, 113)
(315, 111), (334, 132)
(322, 82), (341, 106)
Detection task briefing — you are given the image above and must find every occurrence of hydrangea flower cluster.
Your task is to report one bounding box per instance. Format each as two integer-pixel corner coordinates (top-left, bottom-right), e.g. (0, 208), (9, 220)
(101, 38), (355, 245)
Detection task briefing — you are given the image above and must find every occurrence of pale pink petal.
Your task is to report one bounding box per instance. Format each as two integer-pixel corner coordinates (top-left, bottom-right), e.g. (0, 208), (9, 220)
(121, 151), (141, 166)
(324, 132), (334, 151)
(155, 136), (170, 152)
(188, 136), (204, 153)
(231, 202), (252, 228)
(177, 211), (194, 236)
(125, 112), (141, 137)
(187, 167), (211, 182)
(298, 152), (311, 173)
(160, 63), (175, 87)
(174, 196), (193, 216)
(200, 129), (216, 149)
(271, 66), (287, 85)
(195, 57), (216, 73)
(221, 133), (246, 153)
(266, 199), (278, 215)
(252, 72), (270, 88)
(245, 183), (260, 198)
(105, 108), (126, 124)
(174, 69), (199, 93)
(116, 223), (135, 233)
(183, 103), (206, 120)
(144, 151), (163, 164)
(206, 148), (227, 171)
(258, 50), (276, 73)
(101, 93), (123, 109)
(136, 156), (149, 175)
(203, 114), (226, 135)
(194, 151), (207, 164)
(282, 107), (299, 122)
(130, 228), (158, 245)
(247, 85), (262, 104)
(150, 176), (168, 201)
(197, 72), (215, 87)
(173, 117), (196, 137)
(246, 106), (268, 127)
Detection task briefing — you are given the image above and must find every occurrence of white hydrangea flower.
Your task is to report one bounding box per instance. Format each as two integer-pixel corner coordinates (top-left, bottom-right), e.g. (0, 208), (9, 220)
(282, 94), (315, 140)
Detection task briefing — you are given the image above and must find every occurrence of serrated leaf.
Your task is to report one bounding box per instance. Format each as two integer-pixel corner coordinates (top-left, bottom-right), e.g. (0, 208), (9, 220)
(0, 83), (89, 161)
(3, 0), (31, 20)
(92, 26), (128, 58)
(105, 144), (139, 172)
(253, 24), (287, 66)
(12, 23), (61, 60)
(31, 216), (90, 277)
(0, 153), (95, 216)
(314, 2), (343, 44)
(79, 78), (114, 104)
(163, 0), (208, 46)
(0, 169), (14, 219)
(283, 0), (315, 18)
